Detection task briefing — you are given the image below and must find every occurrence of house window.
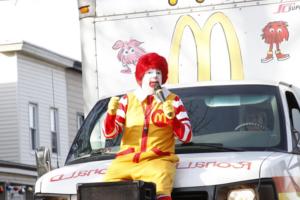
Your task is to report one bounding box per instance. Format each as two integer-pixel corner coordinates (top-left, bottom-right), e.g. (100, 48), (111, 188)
(50, 108), (59, 154)
(29, 103), (38, 150)
(77, 113), (84, 130)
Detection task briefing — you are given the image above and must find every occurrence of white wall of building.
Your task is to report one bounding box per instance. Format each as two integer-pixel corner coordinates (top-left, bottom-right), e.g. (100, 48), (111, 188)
(65, 69), (84, 147)
(0, 52), (17, 84)
(0, 41), (82, 168)
(0, 52), (19, 162)
(17, 54), (69, 166)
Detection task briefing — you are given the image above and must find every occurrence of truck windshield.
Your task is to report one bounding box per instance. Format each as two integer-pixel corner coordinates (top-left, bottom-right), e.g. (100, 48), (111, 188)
(65, 84), (286, 164)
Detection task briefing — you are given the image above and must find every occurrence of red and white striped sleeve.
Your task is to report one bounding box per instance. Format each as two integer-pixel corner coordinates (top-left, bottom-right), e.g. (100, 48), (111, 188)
(102, 95), (128, 139)
(172, 96), (192, 143)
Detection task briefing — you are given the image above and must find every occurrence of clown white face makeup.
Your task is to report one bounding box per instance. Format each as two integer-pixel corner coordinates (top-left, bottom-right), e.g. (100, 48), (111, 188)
(141, 69), (162, 95)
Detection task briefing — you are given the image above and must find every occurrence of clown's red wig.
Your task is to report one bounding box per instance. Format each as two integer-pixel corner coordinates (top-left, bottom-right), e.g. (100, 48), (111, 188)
(135, 52), (168, 86)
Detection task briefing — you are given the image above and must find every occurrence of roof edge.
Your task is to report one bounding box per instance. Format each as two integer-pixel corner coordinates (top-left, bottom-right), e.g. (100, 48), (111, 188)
(0, 41), (81, 71)
(0, 160), (36, 171)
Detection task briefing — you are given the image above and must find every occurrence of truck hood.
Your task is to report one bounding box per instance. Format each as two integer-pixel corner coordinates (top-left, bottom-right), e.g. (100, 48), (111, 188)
(35, 151), (275, 194)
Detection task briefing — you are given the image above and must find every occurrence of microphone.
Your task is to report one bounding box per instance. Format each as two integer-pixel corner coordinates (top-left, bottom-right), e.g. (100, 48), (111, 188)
(154, 82), (166, 102)
(154, 82), (175, 119)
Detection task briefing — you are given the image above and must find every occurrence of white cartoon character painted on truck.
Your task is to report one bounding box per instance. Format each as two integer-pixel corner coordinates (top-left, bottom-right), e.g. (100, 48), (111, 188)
(112, 39), (146, 74)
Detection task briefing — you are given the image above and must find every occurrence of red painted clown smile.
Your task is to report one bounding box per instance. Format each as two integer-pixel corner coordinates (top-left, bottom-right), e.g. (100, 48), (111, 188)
(149, 81), (159, 88)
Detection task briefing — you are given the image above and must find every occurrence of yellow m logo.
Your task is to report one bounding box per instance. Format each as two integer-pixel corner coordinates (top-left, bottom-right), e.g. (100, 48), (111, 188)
(154, 112), (167, 124)
(168, 12), (244, 83)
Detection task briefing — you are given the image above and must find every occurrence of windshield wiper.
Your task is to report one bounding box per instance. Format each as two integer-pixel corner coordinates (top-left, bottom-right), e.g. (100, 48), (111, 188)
(176, 142), (245, 152)
(90, 147), (113, 155)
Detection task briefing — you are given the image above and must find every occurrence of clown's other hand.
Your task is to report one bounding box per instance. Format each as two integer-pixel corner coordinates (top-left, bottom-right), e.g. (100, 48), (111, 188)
(107, 96), (120, 115)
(163, 100), (175, 120)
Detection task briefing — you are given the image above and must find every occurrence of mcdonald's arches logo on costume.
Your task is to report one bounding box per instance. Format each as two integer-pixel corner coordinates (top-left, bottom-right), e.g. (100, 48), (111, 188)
(152, 110), (168, 127)
(168, 12), (244, 84)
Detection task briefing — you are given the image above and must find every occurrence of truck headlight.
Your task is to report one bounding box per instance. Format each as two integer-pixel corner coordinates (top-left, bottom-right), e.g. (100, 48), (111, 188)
(227, 188), (256, 200)
(216, 179), (277, 200)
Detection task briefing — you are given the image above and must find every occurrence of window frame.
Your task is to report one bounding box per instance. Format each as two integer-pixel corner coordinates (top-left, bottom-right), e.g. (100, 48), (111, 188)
(76, 112), (85, 130)
(50, 107), (59, 154)
(28, 103), (39, 150)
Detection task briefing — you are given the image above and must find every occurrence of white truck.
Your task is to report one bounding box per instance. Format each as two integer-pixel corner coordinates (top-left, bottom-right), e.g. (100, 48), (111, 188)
(34, 0), (300, 199)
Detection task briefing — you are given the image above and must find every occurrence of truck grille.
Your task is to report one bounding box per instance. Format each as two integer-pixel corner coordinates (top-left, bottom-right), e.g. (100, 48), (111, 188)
(77, 182), (214, 200)
(172, 191), (208, 200)
(172, 186), (214, 200)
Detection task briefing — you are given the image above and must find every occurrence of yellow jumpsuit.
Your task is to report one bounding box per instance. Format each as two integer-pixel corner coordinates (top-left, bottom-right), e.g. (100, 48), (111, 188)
(103, 92), (191, 196)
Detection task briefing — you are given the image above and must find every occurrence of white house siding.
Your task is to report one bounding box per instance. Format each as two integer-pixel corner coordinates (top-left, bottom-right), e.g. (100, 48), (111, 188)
(0, 52), (19, 162)
(65, 69), (83, 147)
(0, 52), (18, 84)
(0, 83), (19, 162)
(0, 172), (36, 185)
(17, 54), (69, 166)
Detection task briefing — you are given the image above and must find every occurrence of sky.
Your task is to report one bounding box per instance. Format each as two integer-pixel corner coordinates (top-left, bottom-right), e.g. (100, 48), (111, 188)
(0, 0), (81, 61)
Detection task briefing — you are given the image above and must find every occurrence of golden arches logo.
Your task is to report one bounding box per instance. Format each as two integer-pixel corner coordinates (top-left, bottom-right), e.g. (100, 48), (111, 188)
(154, 112), (166, 122)
(152, 110), (168, 127)
(168, 12), (244, 83)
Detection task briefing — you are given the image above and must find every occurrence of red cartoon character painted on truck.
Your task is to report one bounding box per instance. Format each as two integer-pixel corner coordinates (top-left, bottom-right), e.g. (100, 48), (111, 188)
(261, 21), (290, 63)
(112, 39), (146, 74)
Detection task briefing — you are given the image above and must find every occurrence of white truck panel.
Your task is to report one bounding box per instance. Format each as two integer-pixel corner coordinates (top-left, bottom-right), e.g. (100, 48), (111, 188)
(79, 0), (300, 113)
(36, 152), (274, 194)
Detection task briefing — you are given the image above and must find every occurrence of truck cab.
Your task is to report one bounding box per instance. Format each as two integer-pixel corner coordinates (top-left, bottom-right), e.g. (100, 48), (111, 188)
(35, 81), (300, 200)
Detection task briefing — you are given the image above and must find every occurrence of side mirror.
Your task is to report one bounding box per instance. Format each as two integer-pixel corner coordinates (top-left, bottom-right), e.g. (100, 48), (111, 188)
(35, 146), (52, 178)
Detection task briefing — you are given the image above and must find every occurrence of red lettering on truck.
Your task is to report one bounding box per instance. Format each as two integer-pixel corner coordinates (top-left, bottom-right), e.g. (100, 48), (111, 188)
(49, 168), (107, 182)
(176, 161), (251, 170)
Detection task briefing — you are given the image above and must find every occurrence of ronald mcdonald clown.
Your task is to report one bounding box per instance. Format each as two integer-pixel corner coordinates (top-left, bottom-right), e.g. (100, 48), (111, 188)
(102, 52), (192, 200)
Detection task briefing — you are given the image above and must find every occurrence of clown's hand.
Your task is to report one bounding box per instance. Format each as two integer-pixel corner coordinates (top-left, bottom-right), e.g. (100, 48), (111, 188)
(163, 100), (175, 120)
(107, 96), (120, 115)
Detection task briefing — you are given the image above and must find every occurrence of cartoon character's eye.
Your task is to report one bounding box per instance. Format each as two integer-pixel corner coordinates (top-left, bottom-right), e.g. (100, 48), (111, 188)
(129, 48), (135, 53)
(123, 50), (129, 55)
(277, 28), (282, 33)
(269, 28), (275, 33)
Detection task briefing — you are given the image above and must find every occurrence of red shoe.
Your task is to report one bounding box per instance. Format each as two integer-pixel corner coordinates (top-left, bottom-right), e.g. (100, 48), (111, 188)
(261, 51), (273, 63)
(157, 195), (172, 200)
(275, 50), (289, 61)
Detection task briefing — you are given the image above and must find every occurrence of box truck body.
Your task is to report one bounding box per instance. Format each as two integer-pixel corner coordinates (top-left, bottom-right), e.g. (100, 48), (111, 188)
(34, 1), (300, 199)
(77, 0), (300, 114)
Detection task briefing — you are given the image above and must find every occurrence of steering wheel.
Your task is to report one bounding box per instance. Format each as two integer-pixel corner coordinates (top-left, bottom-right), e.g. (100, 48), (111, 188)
(234, 122), (266, 131)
